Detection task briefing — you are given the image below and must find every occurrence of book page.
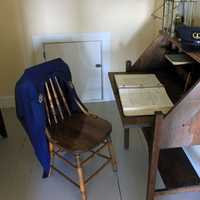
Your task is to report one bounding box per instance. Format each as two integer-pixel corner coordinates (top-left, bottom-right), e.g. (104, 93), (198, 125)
(165, 54), (193, 66)
(115, 74), (163, 89)
(119, 87), (173, 116)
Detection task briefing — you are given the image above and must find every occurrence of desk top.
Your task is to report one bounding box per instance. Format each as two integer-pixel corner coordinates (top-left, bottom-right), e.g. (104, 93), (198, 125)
(109, 72), (154, 128)
(161, 32), (200, 64)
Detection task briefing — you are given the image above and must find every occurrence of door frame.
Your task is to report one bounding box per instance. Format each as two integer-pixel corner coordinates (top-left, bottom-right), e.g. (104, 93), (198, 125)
(43, 40), (104, 101)
(32, 32), (112, 101)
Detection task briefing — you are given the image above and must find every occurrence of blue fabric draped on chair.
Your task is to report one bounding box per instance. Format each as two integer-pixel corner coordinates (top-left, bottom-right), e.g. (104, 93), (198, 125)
(15, 58), (82, 178)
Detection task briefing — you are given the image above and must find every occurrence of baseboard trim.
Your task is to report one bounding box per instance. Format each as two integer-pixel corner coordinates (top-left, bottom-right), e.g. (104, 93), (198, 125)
(0, 96), (15, 108)
(83, 97), (114, 104)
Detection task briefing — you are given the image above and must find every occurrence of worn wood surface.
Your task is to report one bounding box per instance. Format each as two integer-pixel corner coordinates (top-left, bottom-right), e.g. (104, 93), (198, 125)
(143, 121), (200, 199)
(132, 35), (169, 72)
(158, 148), (200, 190)
(44, 76), (117, 200)
(49, 113), (112, 153)
(76, 154), (87, 200)
(155, 185), (200, 196)
(108, 35), (185, 130)
(142, 83), (200, 198)
(45, 77), (112, 153)
(160, 79), (200, 148)
(109, 33), (200, 200)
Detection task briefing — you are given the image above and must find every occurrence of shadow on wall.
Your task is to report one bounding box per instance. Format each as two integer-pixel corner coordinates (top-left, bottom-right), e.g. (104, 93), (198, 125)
(111, 17), (157, 71)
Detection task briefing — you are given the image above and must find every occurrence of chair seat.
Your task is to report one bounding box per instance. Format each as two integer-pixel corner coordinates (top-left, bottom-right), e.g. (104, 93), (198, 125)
(48, 113), (112, 152)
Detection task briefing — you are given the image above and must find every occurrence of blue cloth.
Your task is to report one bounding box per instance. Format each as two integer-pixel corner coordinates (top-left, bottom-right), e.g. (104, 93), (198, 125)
(15, 58), (82, 178)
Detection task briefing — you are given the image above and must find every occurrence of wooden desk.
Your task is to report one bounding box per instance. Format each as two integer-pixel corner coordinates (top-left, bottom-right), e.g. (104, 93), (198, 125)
(109, 34), (200, 200)
(109, 69), (184, 149)
(109, 72), (154, 149)
(0, 109), (7, 138)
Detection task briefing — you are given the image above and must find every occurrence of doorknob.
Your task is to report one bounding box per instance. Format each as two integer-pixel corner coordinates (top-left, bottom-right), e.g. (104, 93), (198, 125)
(95, 64), (102, 68)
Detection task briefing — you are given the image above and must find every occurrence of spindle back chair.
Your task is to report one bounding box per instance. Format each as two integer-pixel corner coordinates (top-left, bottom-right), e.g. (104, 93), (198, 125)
(43, 76), (117, 200)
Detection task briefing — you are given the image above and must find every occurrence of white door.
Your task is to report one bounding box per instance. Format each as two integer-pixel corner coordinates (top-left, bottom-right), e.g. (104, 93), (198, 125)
(44, 41), (102, 102)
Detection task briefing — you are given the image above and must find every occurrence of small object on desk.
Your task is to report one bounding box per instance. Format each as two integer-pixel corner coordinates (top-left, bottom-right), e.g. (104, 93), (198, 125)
(115, 74), (173, 116)
(114, 74), (163, 89)
(165, 53), (194, 66)
(119, 87), (173, 116)
(126, 60), (133, 72)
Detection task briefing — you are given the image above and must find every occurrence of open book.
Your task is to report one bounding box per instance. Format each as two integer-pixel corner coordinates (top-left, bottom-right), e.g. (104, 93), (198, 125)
(165, 54), (194, 66)
(115, 74), (163, 89)
(115, 74), (173, 116)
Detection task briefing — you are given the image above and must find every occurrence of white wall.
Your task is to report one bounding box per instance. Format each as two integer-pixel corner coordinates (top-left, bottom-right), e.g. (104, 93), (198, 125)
(77, 0), (157, 71)
(19, 0), (159, 101)
(2, 0), (199, 97)
(0, 0), (25, 97)
(0, 0), (158, 98)
(19, 0), (158, 71)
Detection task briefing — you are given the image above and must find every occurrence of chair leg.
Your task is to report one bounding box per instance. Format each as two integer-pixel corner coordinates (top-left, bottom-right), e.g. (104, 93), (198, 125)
(107, 137), (118, 172)
(124, 128), (130, 150)
(76, 154), (87, 200)
(49, 142), (55, 176)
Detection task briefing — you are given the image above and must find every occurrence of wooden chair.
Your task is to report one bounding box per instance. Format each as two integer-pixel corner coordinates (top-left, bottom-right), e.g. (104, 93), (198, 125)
(43, 76), (117, 200)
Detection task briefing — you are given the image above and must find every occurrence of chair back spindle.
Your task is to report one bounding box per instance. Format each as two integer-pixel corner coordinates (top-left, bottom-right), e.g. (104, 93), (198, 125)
(74, 98), (89, 115)
(55, 77), (72, 116)
(44, 96), (52, 126)
(45, 82), (58, 124)
(44, 76), (73, 127)
(49, 78), (64, 120)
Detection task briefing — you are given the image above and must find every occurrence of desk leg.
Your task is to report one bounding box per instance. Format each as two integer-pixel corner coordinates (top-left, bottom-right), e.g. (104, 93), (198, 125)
(0, 109), (7, 138)
(146, 145), (159, 200)
(184, 72), (191, 92)
(124, 128), (130, 150)
(146, 114), (162, 200)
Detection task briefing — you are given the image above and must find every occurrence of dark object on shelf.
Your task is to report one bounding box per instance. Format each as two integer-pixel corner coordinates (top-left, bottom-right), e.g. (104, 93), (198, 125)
(165, 53), (194, 66)
(0, 109), (7, 138)
(126, 60), (133, 72)
(176, 25), (200, 51)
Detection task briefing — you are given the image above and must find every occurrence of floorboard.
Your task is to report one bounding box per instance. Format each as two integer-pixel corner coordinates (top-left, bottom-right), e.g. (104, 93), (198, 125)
(0, 102), (200, 200)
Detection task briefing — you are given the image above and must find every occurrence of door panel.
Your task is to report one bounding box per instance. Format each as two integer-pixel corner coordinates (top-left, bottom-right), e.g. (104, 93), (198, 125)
(44, 41), (102, 102)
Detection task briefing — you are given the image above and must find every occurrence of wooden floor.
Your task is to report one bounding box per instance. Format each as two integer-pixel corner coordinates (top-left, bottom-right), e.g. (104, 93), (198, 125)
(0, 101), (200, 200)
